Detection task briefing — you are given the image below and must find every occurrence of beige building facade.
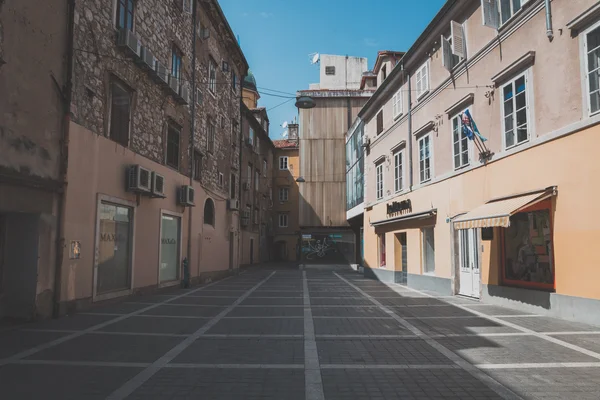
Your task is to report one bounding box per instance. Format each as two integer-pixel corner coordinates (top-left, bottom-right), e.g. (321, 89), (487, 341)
(361, 0), (600, 325)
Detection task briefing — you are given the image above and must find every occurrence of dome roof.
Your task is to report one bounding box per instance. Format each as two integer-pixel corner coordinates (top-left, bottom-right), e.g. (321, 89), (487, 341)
(243, 69), (257, 91)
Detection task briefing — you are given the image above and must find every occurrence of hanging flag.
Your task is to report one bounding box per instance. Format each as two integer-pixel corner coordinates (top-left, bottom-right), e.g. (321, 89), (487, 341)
(461, 109), (487, 142)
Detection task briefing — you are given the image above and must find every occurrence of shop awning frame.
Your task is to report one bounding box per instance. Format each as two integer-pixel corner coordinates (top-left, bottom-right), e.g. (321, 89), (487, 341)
(370, 209), (437, 227)
(453, 186), (557, 230)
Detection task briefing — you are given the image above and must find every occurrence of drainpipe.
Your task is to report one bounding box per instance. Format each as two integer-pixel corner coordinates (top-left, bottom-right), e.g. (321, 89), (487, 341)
(237, 80), (245, 271)
(405, 68), (414, 191)
(53, 0), (75, 318)
(187, 0), (198, 283)
(545, 0), (554, 41)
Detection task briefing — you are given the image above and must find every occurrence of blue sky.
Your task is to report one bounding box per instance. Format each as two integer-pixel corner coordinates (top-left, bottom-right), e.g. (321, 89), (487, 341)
(219, 0), (446, 139)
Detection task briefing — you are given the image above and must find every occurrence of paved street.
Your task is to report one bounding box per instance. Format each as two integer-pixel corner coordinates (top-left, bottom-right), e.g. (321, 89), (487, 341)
(1, 267), (600, 399)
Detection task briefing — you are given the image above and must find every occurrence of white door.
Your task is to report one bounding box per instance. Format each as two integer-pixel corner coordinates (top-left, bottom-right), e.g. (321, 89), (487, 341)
(458, 228), (480, 298)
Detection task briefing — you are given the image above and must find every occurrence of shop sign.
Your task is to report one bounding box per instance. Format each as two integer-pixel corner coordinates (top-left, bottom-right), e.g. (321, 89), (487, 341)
(387, 199), (412, 215)
(302, 234), (312, 240)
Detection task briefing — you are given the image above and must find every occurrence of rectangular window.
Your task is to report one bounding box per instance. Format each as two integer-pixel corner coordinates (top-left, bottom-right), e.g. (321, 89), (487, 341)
(232, 72), (238, 91)
(376, 111), (383, 135)
(159, 214), (181, 283)
(249, 127), (255, 146)
(207, 118), (216, 153)
(279, 213), (289, 228)
(97, 202), (133, 294)
(230, 173), (236, 198)
(422, 227), (435, 274)
(255, 170), (259, 191)
(382, 64), (387, 81)
(263, 160), (267, 176)
(166, 123), (180, 170)
(208, 58), (217, 94)
(256, 137), (260, 154)
(502, 74), (529, 149)
(279, 187), (289, 202)
(585, 23), (600, 115)
(218, 172), (224, 187)
(416, 61), (429, 99)
(232, 121), (239, 145)
(499, 0), (528, 26)
(392, 89), (403, 118)
(393, 150), (403, 193)
(254, 208), (259, 224)
(325, 66), (335, 75)
(376, 162), (384, 200)
(452, 111), (470, 169)
(109, 80), (132, 147)
(193, 150), (202, 181)
(247, 164), (252, 190)
(418, 134), (432, 183)
(379, 233), (386, 268)
(116, 0), (134, 31)
(279, 156), (288, 170)
(171, 46), (182, 81)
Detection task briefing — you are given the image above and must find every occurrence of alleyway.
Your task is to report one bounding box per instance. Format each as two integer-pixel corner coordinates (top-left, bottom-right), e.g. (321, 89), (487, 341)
(1, 267), (600, 400)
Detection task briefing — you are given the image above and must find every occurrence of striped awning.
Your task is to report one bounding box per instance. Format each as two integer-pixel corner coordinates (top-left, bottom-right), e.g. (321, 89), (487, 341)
(453, 187), (556, 230)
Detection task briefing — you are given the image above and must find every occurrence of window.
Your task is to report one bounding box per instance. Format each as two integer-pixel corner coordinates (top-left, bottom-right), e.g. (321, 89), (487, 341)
(207, 118), (215, 153)
(247, 164), (252, 189)
(219, 172), (224, 187)
(392, 89), (403, 118)
(382, 64), (387, 81)
(232, 121), (239, 145)
(262, 119), (268, 133)
(416, 61), (429, 99)
(376, 111), (383, 135)
(325, 66), (335, 75)
(263, 160), (267, 177)
(502, 74), (529, 149)
(255, 170), (259, 191)
(585, 23), (600, 115)
(452, 111), (470, 169)
(279, 156), (288, 170)
(279, 187), (289, 202)
(279, 213), (289, 228)
(376, 162), (384, 200)
(166, 122), (180, 170)
(109, 80), (132, 147)
(230, 173), (236, 198)
(171, 46), (182, 81)
(256, 137), (260, 154)
(193, 150), (202, 181)
(379, 234), (386, 268)
(254, 208), (259, 224)
(418, 134), (432, 183)
(422, 227), (435, 274)
(249, 127), (255, 146)
(220, 116), (225, 129)
(196, 89), (203, 105)
(232, 72), (238, 91)
(203, 199), (215, 226)
(499, 0), (528, 26)
(208, 58), (217, 94)
(393, 150), (403, 193)
(116, 0), (134, 31)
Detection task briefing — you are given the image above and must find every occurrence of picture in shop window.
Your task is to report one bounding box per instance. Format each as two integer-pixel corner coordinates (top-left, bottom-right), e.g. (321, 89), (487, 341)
(503, 207), (553, 287)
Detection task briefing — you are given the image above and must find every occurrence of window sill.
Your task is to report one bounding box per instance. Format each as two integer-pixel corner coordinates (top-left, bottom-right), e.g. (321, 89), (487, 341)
(393, 113), (404, 121)
(416, 90), (430, 101)
(504, 139), (529, 152)
(419, 178), (432, 185)
(453, 163), (470, 172)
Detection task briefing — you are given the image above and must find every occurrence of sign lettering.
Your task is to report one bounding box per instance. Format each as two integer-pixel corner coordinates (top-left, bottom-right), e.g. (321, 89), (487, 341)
(386, 199), (412, 215)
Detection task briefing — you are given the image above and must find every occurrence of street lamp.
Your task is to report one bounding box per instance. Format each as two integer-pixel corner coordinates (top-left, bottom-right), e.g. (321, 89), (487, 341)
(295, 96), (316, 109)
(296, 177), (306, 183)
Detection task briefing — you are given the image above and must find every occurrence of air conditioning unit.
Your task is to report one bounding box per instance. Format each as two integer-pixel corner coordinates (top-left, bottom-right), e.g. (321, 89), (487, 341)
(178, 185), (195, 207)
(150, 172), (166, 198)
(154, 61), (169, 86)
(127, 165), (151, 193)
(242, 182), (250, 191)
(199, 27), (210, 40)
(177, 84), (190, 105)
(227, 199), (240, 211)
(222, 61), (230, 72)
(138, 46), (156, 72)
(117, 29), (141, 58)
(168, 75), (179, 94)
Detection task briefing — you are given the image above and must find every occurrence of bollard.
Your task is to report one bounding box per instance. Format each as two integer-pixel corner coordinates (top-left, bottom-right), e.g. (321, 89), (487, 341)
(181, 257), (190, 288)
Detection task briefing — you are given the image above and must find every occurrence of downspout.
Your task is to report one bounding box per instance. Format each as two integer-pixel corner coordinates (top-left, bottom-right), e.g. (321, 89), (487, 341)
(545, 0), (554, 41)
(187, 0), (198, 281)
(237, 81), (245, 270)
(405, 68), (414, 191)
(53, 0), (75, 317)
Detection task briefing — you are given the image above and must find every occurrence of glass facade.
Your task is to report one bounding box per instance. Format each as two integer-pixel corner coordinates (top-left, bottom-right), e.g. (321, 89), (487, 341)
(346, 121), (365, 211)
(97, 202), (132, 294)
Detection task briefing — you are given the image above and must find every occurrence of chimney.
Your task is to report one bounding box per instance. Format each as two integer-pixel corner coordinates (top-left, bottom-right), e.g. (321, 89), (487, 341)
(288, 124), (299, 141)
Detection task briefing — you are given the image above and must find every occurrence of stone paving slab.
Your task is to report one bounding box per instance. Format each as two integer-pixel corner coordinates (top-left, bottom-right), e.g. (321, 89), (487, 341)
(25, 314), (117, 331)
(390, 305), (479, 318)
(189, 290), (247, 297)
(0, 364), (144, 400)
(0, 330), (69, 358)
(485, 367), (600, 400)
(169, 297), (238, 306)
(98, 316), (210, 335)
(461, 304), (536, 316)
(497, 316), (600, 333)
(321, 368), (503, 400)
(317, 338), (453, 365)
(437, 335), (599, 364)
(547, 334), (600, 353)
(239, 297), (304, 306)
(140, 305), (226, 317)
(24, 333), (183, 363)
(313, 318), (410, 336)
(206, 318), (304, 335)
(378, 297), (449, 306)
(248, 291), (303, 298)
(172, 338), (304, 364)
(311, 297), (375, 306)
(227, 306), (304, 317)
(312, 306), (390, 318)
(407, 316), (522, 336)
(85, 302), (155, 315)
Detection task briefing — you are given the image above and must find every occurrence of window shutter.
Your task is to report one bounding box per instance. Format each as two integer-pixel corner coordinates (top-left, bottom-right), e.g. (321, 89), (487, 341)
(451, 21), (466, 59)
(441, 36), (453, 72)
(481, 0), (499, 30)
(377, 111), (383, 134)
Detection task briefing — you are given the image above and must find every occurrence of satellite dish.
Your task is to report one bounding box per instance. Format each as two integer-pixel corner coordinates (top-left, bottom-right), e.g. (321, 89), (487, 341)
(282, 130), (288, 138)
(312, 53), (320, 65)
(282, 121), (288, 129)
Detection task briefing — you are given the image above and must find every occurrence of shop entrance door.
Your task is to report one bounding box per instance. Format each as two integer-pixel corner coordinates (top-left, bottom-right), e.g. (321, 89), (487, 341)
(458, 228), (480, 298)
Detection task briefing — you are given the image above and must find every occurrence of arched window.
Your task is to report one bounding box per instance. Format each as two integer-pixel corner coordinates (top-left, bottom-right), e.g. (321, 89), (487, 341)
(203, 198), (215, 226)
